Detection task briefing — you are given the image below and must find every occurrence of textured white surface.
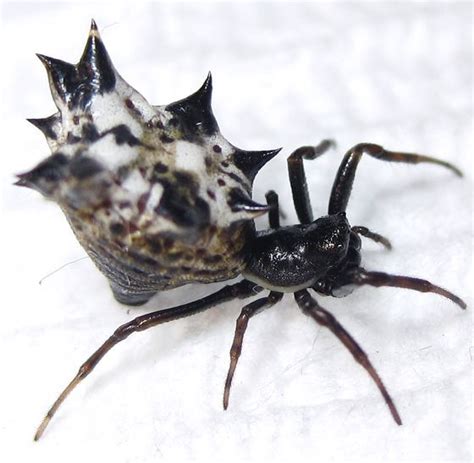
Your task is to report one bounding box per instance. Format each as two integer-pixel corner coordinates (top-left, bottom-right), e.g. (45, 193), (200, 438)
(1, 3), (472, 462)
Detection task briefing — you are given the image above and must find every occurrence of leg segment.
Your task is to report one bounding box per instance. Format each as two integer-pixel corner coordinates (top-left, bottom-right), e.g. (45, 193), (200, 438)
(265, 190), (280, 229)
(223, 291), (283, 409)
(328, 143), (463, 215)
(345, 268), (466, 309)
(352, 226), (392, 250)
(294, 289), (402, 425)
(34, 279), (262, 441)
(287, 139), (336, 224)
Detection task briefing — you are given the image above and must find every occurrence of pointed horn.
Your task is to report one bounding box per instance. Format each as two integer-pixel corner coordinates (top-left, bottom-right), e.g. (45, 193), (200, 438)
(227, 188), (271, 217)
(14, 153), (69, 197)
(165, 72), (218, 138)
(27, 113), (61, 141)
(14, 173), (32, 188)
(36, 54), (76, 105)
(232, 147), (281, 182)
(195, 72), (213, 110)
(90, 18), (98, 32)
(78, 19), (116, 93)
(36, 21), (117, 110)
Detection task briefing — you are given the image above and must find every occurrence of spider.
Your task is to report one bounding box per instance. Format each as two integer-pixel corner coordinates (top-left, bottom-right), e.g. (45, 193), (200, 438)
(34, 140), (466, 440)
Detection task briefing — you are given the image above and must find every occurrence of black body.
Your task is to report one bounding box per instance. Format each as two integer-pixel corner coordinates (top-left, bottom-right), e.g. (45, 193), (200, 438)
(244, 213), (354, 291)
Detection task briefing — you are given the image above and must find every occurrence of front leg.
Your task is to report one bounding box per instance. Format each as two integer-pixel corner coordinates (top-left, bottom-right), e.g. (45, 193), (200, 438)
(287, 140), (336, 224)
(352, 226), (392, 250)
(294, 289), (402, 425)
(328, 143), (462, 215)
(345, 268), (466, 309)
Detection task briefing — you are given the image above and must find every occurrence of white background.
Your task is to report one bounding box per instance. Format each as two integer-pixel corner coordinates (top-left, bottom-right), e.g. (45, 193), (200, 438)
(1, 2), (472, 462)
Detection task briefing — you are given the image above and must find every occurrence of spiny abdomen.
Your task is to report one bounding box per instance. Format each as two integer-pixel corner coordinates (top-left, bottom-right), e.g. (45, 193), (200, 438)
(17, 20), (280, 305)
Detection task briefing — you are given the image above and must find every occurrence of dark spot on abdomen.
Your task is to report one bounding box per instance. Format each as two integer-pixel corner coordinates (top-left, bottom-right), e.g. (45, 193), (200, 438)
(109, 222), (126, 235)
(69, 155), (104, 179)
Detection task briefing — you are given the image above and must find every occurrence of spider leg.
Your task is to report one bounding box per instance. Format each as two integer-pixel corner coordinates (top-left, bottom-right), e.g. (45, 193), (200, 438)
(294, 289), (402, 425)
(223, 291), (283, 409)
(346, 268), (466, 309)
(328, 143), (463, 215)
(34, 279), (262, 441)
(287, 139), (336, 224)
(265, 190), (281, 229)
(223, 291), (283, 410)
(352, 225), (392, 250)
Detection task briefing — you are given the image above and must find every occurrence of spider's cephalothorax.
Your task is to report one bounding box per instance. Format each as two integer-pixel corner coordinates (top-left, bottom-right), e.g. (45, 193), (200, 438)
(17, 20), (280, 305)
(24, 22), (466, 441)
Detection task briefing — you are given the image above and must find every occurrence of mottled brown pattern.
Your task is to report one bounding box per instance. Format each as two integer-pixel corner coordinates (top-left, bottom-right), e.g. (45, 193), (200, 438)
(65, 196), (253, 301)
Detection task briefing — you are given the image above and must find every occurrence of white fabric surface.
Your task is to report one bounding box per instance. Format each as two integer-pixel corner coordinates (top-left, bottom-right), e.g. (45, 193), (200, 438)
(1, 2), (472, 462)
